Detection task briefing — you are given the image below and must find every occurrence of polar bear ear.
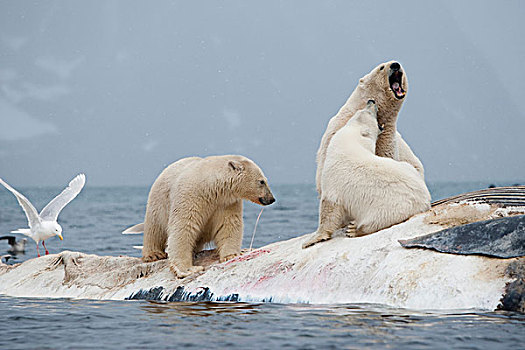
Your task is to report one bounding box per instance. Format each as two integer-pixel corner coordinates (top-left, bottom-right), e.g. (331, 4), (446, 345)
(228, 160), (244, 172)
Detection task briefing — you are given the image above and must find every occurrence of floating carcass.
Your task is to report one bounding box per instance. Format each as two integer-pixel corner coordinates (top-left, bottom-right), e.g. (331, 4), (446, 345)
(0, 187), (524, 312)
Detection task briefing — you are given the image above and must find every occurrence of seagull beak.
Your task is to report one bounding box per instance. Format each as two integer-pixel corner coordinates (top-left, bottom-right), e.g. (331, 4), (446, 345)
(58, 234), (63, 241)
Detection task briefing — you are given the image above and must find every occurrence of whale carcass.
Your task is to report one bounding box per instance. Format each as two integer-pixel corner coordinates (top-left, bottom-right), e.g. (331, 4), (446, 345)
(0, 187), (524, 312)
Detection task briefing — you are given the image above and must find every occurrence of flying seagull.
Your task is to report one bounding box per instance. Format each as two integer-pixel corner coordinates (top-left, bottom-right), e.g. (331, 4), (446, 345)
(0, 235), (27, 254)
(0, 174), (86, 257)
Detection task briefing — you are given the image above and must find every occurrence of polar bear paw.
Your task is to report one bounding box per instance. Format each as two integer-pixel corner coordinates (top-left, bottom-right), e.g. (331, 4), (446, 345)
(345, 223), (358, 238)
(170, 264), (205, 279)
(219, 253), (239, 263)
(142, 251), (168, 262)
(302, 231), (331, 249)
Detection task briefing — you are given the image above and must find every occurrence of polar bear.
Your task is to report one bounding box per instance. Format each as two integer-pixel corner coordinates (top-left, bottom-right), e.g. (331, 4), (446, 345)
(140, 155), (275, 278)
(303, 100), (431, 248)
(316, 61), (424, 195)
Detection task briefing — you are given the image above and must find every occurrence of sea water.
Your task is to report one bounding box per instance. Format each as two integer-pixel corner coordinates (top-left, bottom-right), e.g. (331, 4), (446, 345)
(0, 183), (523, 349)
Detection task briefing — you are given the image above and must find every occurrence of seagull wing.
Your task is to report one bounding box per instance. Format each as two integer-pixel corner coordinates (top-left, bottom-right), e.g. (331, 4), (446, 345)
(0, 236), (17, 246)
(40, 174), (86, 221)
(0, 178), (41, 229)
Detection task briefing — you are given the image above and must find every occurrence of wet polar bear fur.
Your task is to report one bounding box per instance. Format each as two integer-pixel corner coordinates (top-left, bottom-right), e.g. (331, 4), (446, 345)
(303, 101), (431, 248)
(316, 61), (425, 195)
(141, 155), (275, 278)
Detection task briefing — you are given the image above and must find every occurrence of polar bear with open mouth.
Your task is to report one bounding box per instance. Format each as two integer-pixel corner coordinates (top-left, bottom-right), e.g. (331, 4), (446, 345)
(316, 61), (424, 195)
(304, 100), (431, 248)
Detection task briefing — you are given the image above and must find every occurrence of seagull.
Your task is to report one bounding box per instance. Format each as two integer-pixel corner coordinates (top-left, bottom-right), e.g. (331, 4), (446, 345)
(0, 235), (27, 254)
(0, 174), (86, 257)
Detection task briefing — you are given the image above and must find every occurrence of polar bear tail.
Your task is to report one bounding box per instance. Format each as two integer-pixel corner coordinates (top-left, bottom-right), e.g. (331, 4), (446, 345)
(122, 223), (144, 234)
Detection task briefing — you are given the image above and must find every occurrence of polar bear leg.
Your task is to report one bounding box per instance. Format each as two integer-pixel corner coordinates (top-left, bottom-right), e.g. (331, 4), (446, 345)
(302, 199), (345, 249)
(142, 221), (168, 262)
(166, 221), (203, 278)
(213, 202), (243, 262)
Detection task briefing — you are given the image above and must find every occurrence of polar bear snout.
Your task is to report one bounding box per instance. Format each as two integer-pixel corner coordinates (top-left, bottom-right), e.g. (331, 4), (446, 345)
(366, 100), (378, 112)
(388, 63), (406, 100)
(390, 62), (400, 71)
(259, 196), (275, 206)
(254, 178), (275, 206)
(365, 99), (378, 115)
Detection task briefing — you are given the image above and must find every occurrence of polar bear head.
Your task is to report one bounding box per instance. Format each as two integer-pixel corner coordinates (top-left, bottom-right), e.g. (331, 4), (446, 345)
(227, 156), (275, 206)
(347, 99), (382, 153)
(359, 61), (408, 102)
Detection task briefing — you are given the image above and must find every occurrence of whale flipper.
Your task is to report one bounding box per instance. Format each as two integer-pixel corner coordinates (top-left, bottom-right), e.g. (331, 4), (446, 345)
(399, 214), (525, 258)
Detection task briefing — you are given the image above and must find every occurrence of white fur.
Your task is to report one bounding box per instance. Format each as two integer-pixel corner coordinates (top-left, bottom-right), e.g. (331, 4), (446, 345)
(140, 155), (275, 278)
(303, 103), (430, 248)
(316, 61), (424, 194)
(324, 104), (430, 234)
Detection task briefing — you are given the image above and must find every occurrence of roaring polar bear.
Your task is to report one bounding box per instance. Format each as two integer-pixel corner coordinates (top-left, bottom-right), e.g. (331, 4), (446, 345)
(316, 61), (424, 195)
(304, 100), (431, 248)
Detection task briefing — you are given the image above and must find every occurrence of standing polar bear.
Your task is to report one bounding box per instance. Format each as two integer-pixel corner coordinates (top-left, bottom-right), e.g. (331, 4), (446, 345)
(138, 155), (275, 278)
(316, 61), (424, 195)
(303, 100), (431, 248)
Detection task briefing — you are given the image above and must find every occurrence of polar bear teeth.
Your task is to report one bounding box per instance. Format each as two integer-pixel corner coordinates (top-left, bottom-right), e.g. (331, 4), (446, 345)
(391, 82), (405, 99)
(389, 71), (405, 99)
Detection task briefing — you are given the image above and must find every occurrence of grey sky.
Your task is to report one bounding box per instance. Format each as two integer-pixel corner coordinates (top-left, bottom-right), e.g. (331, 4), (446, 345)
(0, 1), (524, 186)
